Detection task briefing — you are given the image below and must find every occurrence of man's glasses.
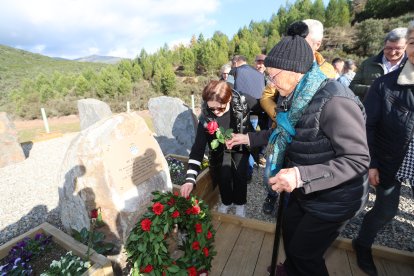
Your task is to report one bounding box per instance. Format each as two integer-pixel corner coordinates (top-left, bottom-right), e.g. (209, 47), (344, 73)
(208, 105), (227, 112)
(384, 46), (405, 52)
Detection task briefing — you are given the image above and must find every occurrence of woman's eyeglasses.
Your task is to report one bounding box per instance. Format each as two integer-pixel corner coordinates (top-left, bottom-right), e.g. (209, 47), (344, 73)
(268, 69), (284, 84)
(208, 105), (227, 112)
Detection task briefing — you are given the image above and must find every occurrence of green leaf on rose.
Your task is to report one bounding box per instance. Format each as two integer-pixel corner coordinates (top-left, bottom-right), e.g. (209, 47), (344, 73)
(211, 139), (219, 149)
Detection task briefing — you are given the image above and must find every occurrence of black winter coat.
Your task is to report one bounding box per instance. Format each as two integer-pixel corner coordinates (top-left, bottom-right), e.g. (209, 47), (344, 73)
(363, 63), (414, 187)
(249, 80), (370, 222)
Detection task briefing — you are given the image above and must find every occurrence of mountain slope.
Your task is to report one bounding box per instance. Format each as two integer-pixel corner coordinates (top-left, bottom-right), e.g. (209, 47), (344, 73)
(0, 44), (107, 98)
(74, 54), (124, 64)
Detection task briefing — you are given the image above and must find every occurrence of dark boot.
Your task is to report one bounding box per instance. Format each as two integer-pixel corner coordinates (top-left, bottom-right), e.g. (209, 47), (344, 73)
(352, 239), (378, 276)
(262, 194), (277, 215)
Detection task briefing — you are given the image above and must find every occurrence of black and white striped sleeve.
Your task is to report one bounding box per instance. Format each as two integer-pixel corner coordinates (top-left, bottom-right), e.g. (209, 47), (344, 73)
(185, 121), (208, 187)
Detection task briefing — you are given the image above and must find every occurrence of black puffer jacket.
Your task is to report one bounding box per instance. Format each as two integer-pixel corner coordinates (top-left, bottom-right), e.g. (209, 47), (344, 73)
(249, 80), (370, 222)
(363, 62), (414, 187)
(288, 80), (369, 222)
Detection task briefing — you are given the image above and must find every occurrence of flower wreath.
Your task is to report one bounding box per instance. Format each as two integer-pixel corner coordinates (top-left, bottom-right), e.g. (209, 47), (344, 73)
(126, 191), (216, 276)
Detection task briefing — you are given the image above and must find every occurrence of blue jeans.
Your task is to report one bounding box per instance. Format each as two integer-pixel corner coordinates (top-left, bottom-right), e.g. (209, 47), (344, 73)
(356, 179), (401, 247)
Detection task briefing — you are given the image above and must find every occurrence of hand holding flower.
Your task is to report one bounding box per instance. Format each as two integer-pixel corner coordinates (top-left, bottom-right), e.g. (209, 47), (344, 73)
(225, 133), (250, 149)
(206, 121), (233, 150)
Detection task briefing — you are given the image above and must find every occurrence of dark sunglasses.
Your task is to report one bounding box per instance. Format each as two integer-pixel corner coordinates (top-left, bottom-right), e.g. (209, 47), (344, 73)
(208, 105), (227, 112)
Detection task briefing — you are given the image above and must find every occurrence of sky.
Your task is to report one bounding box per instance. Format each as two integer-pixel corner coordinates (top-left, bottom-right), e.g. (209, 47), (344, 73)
(0, 0), (328, 60)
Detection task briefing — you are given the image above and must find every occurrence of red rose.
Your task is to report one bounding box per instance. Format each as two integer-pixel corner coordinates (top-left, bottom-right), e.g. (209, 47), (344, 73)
(167, 198), (175, 206)
(192, 241), (200, 250)
(174, 191), (179, 196)
(141, 264), (153, 273)
(152, 202), (164, 215)
(203, 247), (209, 257)
(207, 231), (213, 239)
(172, 210), (180, 218)
(195, 223), (202, 233)
(191, 205), (201, 215)
(187, 266), (197, 276)
(90, 209), (98, 219)
(206, 121), (219, 135)
(185, 208), (192, 215)
(141, 218), (152, 232)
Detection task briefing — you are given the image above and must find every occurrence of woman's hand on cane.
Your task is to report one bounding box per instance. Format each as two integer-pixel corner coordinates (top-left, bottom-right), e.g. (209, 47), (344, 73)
(268, 168), (298, 193)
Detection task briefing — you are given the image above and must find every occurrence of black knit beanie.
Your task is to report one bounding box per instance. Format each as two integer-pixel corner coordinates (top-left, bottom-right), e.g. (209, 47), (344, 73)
(264, 35), (313, 74)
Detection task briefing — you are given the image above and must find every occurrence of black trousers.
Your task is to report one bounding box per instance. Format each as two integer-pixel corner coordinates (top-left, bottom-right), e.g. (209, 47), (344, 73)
(209, 150), (249, 205)
(282, 194), (348, 276)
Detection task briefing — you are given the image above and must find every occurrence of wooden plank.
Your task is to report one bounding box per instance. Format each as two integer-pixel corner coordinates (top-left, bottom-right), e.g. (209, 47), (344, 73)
(0, 224), (44, 259)
(347, 250), (373, 276)
(212, 217), (222, 231)
(333, 237), (414, 265)
(255, 232), (274, 275)
(325, 246), (351, 275)
(42, 223), (112, 268)
(221, 227), (265, 276)
(210, 222), (242, 276)
(0, 223), (113, 275)
(378, 257), (414, 276)
(212, 212), (276, 233)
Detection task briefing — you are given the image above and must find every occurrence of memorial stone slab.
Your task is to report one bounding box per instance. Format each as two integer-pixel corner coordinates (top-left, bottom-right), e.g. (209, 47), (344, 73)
(58, 112), (172, 267)
(148, 96), (197, 156)
(77, 98), (112, 130)
(0, 112), (25, 168)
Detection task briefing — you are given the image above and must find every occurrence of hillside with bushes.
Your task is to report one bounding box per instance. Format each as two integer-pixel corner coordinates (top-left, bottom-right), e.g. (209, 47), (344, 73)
(1, 0), (413, 119)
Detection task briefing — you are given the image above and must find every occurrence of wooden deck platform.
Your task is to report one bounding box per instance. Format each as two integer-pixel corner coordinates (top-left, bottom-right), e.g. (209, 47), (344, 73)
(210, 211), (414, 276)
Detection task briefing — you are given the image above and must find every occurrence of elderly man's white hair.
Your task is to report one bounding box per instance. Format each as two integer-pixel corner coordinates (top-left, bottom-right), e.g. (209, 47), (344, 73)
(384, 27), (407, 43)
(303, 19), (324, 43)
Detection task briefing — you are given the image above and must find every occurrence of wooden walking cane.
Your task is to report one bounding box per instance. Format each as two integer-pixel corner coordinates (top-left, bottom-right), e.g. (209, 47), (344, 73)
(269, 191), (285, 276)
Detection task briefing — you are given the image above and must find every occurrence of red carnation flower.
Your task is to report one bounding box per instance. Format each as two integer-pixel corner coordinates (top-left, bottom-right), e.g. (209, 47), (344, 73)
(203, 247), (209, 257)
(206, 121), (219, 135)
(187, 266), (197, 276)
(141, 218), (152, 232)
(152, 202), (164, 215)
(192, 241), (200, 250)
(141, 264), (153, 273)
(90, 209), (98, 219)
(185, 208), (192, 215)
(167, 197), (175, 206)
(172, 210), (180, 218)
(195, 223), (202, 233)
(207, 231), (213, 239)
(191, 205), (201, 215)
(174, 191), (179, 196)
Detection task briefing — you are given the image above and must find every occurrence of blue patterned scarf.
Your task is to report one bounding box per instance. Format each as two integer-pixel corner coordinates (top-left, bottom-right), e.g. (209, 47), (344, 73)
(268, 62), (327, 176)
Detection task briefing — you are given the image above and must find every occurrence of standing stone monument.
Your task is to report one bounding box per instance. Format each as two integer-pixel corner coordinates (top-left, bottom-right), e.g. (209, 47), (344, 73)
(148, 96), (197, 156)
(77, 98), (112, 130)
(0, 112), (25, 168)
(58, 112), (172, 269)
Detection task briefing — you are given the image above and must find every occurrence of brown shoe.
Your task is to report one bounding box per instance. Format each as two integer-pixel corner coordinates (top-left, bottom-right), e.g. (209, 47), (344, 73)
(258, 157), (266, 168)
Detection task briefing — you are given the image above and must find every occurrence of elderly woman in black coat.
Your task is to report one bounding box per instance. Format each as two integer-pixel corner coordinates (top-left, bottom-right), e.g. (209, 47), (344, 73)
(226, 33), (370, 275)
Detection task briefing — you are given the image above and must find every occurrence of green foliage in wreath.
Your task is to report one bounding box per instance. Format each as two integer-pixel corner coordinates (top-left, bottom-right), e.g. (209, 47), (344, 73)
(126, 191), (216, 275)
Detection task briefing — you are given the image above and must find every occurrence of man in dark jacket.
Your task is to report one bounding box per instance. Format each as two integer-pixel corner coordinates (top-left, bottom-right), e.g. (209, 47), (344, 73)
(350, 27), (407, 100)
(231, 55), (266, 178)
(226, 34), (370, 276)
(352, 21), (414, 276)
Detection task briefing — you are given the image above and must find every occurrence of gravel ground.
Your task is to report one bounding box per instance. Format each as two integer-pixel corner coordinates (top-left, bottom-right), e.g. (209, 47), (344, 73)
(243, 166), (414, 252)
(1, 134), (413, 253)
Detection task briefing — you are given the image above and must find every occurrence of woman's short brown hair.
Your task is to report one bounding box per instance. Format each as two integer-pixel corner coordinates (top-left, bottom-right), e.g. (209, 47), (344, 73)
(202, 80), (232, 104)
